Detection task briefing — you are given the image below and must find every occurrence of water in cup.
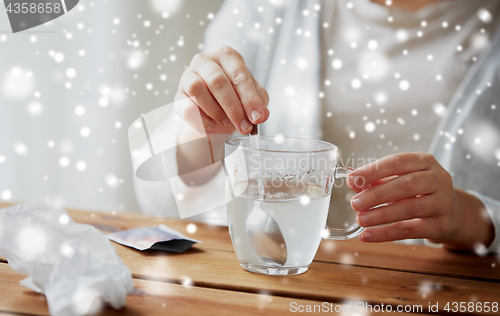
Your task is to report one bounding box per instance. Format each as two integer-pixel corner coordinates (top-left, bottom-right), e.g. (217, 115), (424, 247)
(227, 179), (330, 274)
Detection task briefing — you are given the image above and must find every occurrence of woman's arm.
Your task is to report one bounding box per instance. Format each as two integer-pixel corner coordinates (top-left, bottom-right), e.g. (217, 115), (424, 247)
(443, 188), (494, 252)
(174, 0), (271, 186)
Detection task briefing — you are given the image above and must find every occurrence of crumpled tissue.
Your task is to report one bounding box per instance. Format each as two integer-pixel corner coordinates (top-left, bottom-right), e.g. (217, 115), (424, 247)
(0, 202), (134, 315)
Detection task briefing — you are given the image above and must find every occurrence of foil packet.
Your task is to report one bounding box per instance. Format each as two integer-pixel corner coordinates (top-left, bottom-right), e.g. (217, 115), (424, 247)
(107, 225), (201, 253)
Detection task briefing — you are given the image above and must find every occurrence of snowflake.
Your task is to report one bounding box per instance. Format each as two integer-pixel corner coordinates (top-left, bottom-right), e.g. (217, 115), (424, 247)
(80, 127), (91, 137)
(76, 161), (87, 171)
(75, 105), (85, 116)
(1, 190), (12, 200)
(54, 52), (65, 63)
(365, 122), (376, 133)
(14, 142), (29, 156)
(27, 102), (43, 115)
(105, 174), (121, 188)
(66, 68), (77, 78)
(367, 39), (378, 50)
(59, 156), (70, 167)
(399, 80), (410, 91)
(433, 103), (446, 116)
(284, 86), (295, 96)
(395, 29), (408, 42)
(332, 59), (343, 69)
(181, 276), (193, 287)
(187, 223), (197, 233)
(351, 78), (362, 89)
(375, 92), (387, 104)
(477, 8), (493, 24)
(300, 195), (311, 205)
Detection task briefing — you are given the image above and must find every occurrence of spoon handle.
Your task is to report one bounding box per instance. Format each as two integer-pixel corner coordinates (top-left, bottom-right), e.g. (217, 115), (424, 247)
(250, 124), (258, 136)
(249, 125), (265, 199)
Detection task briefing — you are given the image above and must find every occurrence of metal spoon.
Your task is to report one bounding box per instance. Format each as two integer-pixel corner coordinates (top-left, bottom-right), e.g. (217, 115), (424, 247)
(246, 201), (287, 266)
(247, 125), (288, 266)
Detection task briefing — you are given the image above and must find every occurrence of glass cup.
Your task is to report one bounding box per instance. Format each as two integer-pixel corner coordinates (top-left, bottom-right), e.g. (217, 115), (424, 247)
(224, 136), (364, 276)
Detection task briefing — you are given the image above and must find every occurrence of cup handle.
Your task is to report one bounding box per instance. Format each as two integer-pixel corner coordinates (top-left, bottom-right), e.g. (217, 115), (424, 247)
(323, 165), (365, 240)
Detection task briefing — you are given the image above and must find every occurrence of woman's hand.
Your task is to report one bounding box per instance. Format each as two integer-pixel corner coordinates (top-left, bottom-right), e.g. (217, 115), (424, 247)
(346, 152), (495, 252)
(175, 45), (269, 135)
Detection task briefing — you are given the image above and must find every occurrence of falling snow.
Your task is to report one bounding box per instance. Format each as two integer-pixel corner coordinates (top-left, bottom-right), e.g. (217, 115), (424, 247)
(2, 67), (34, 99)
(433, 103), (447, 116)
(1, 190), (12, 201)
(14, 142), (29, 156)
(351, 78), (362, 89)
(186, 223), (197, 234)
(365, 122), (376, 133)
(27, 102), (43, 115)
(300, 195), (311, 205)
(76, 161), (87, 172)
(274, 134), (284, 144)
(399, 80), (410, 91)
(80, 127), (91, 137)
(59, 157), (70, 167)
(75, 105), (86, 116)
(105, 174), (120, 188)
(477, 8), (493, 24)
(332, 59), (343, 69)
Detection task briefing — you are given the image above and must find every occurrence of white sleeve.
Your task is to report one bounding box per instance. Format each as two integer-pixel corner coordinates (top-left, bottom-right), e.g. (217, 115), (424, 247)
(467, 190), (500, 254)
(202, 0), (261, 69)
(131, 108), (184, 218)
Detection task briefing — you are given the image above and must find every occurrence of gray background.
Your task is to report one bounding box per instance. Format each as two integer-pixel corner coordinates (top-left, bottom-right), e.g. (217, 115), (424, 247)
(0, 0), (224, 212)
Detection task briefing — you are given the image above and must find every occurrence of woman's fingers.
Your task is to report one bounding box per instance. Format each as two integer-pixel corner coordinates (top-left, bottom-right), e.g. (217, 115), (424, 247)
(194, 59), (253, 134)
(356, 195), (434, 227)
(351, 171), (439, 211)
(177, 46), (270, 135)
(360, 219), (428, 242)
(348, 175), (398, 194)
(253, 76), (270, 107)
(348, 152), (437, 189)
(181, 72), (231, 127)
(360, 215), (450, 243)
(174, 94), (217, 133)
(213, 46), (269, 125)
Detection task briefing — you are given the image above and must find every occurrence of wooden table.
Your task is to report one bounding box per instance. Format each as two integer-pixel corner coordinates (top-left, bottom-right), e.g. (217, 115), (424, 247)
(1, 204), (499, 315)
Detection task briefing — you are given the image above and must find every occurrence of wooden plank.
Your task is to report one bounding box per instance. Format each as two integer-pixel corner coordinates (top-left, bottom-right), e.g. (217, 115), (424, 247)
(316, 239), (500, 283)
(1, 203), (499, 282)
(0, 263), (415, 316)
(0, 263), (48, 316)
(65, 207), (500, 282)
(114, 245), (500, 315)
